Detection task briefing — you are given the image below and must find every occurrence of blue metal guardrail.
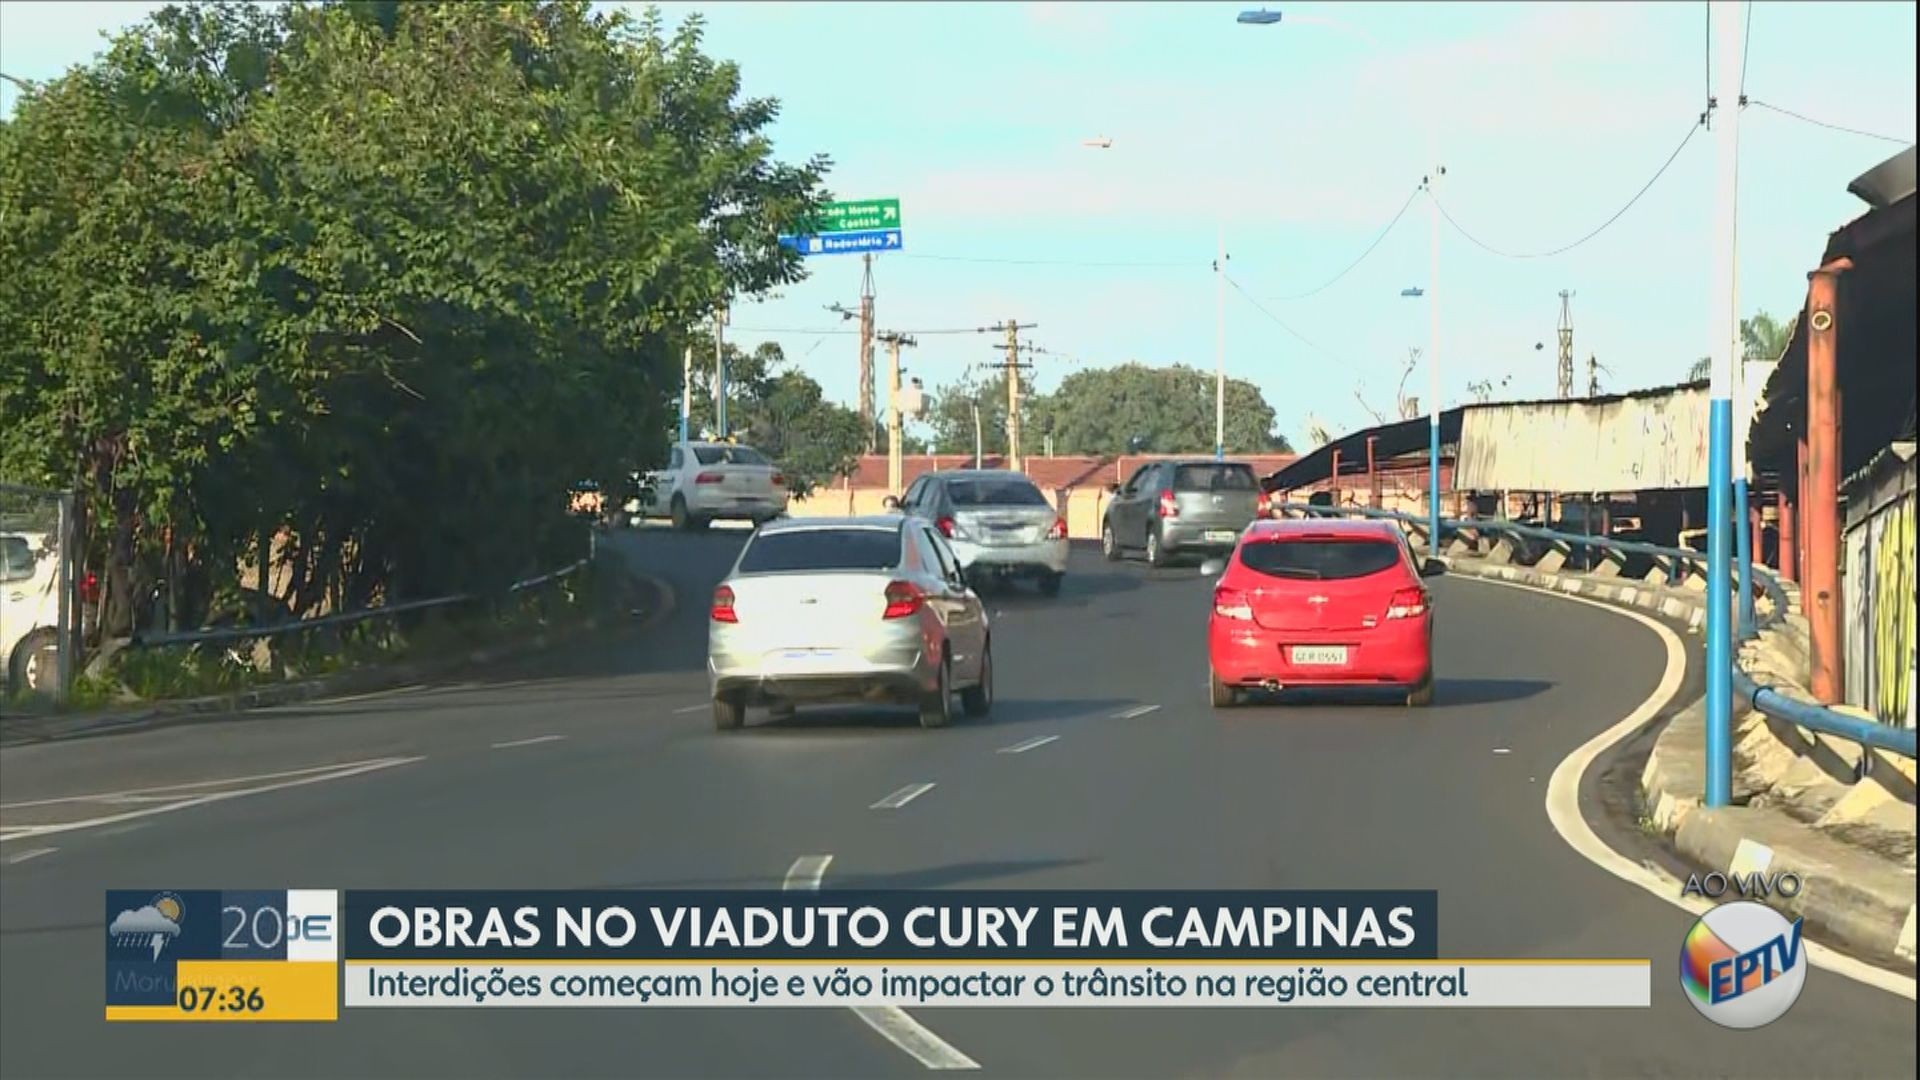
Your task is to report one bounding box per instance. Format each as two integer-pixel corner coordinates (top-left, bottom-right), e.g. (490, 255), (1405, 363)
(1274, 501), (1917, 760)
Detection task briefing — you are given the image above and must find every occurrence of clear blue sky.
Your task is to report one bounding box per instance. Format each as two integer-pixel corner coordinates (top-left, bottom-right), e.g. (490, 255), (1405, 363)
(4, 1), (1914, 447)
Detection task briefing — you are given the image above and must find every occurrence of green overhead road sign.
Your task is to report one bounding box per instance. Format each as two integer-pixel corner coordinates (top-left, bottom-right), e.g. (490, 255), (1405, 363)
(813, 198), (902, 234)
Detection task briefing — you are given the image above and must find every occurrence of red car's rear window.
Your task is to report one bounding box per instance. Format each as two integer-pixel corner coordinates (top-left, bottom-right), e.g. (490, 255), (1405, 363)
(1237, 538), (1402, 581)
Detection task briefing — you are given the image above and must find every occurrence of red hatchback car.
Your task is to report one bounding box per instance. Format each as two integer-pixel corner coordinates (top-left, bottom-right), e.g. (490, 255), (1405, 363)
(1207, 519), (1444, 708)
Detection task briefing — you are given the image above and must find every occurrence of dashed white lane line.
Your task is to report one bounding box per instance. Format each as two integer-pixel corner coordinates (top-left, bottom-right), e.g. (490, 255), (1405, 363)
(782, 855), (834, 891)
(490, 735), (565, 750)
(869, 783), (936, 810)
(848, 1007), (981, 1071)
(997, 735), (1060, 755)
(782, 854), (979, 1071)
(1466, 573), (1916, 1001)
(4, 847), (56, 864)
(0, 756), (424, 844)
(671, 703), (709, 715)
(1112, 704), (1161, 719)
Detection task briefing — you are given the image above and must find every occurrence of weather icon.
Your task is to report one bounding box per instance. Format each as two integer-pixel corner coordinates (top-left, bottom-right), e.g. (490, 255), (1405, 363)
(109, 892), (183, 961)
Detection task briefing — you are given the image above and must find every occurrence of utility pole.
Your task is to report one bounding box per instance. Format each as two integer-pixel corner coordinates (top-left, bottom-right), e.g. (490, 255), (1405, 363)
(987, 319), (1037, 470)
(878, 331), (916, 494)
(679, 345), (692, 444)
(858, 254), (876, 447)
(1556, 290), (1576, 399)
(1214, 224), (1227, 460)
(1588, 354), (1599, 398)
(1425, 159), (1445, 557)
(713, 304), (729, 439)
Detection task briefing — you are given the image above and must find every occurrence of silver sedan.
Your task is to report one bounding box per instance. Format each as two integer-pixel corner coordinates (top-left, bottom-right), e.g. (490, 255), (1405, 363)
(707, 516), (993, 730)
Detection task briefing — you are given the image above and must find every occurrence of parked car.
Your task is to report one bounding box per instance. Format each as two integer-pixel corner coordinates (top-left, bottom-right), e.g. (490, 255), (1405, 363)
(1206, 518), (1444, 708)
(1103, 459), (1263, 567)
(634, 441), (789, 530)
(886, 470), (1068, 596)
(707, 517), (991, 730)
(2, 532), (62, 694)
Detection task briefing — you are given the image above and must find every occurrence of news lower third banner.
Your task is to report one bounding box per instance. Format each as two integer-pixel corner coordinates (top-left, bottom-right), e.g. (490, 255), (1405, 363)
(106, 889), (1652, 1018)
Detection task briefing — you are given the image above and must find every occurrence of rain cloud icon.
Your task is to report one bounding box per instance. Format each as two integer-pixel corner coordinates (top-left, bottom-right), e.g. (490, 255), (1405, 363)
(109, 902), (182, 961)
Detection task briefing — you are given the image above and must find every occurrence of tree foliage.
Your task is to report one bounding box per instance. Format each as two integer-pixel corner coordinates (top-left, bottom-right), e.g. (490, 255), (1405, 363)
(924, 363), (1289, 458)
(0, 1), (826, 629)
(1690, 310), (1792, 382)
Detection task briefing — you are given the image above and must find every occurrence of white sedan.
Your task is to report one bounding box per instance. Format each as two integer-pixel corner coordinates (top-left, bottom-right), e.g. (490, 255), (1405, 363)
(633, 441), (789, 530)
(706, 517), (992, 730)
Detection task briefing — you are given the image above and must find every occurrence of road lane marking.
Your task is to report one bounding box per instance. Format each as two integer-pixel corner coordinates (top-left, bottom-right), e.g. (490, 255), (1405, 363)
(782, 853), (979, 1071)
(1466, 574), (1917, 1001)
(850, 1007), (981, 1071)
(0, 756), (424, 844)
(869, 783), (936, 810)
(782, 855), (834, 892)
(491, 735), (565, 750)
(671, 703), (709, 715)
(1, 756), (413, 809)
(1112, 704), (1161, 719)
(997, 735), (1060, 754)
(4, 847), (56, 864)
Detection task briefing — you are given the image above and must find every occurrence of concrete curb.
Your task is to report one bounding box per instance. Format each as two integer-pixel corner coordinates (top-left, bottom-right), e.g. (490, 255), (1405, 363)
(1442, 552), (1917, 970)
(0, 568), (678, 748)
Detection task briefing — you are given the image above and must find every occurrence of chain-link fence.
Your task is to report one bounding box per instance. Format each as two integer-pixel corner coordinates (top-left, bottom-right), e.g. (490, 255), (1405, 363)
(1, 483), (81, 706)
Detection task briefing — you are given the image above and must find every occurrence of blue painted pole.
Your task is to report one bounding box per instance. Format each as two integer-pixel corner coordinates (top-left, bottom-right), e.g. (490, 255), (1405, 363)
(1429, 419), (1441, 557)
(1734, 476), (1755, 639)
(1706, 402), (1734, 806)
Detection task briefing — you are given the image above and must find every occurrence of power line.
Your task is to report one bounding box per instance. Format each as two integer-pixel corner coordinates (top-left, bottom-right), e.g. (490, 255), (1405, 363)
(1223, 274), (1352, 366)
(1263, 185), (1423, 302)
(1430, 117), (1702, 260)
(1746, 99), (1913, 145)
(1739, 2), (1753, 103)
(730, 324), (1000, 336)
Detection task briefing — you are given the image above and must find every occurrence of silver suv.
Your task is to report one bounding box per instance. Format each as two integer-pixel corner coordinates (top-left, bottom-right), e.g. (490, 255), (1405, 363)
(1101, 460), (1263, 567)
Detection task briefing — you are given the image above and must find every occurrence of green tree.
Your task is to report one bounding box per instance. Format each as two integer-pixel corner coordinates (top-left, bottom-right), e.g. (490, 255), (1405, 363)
(926, 370), (1011, 459)
(1688, 310), (1792, 382)
(1036, 363), (1283, 456)
(0, 1), (827, 628)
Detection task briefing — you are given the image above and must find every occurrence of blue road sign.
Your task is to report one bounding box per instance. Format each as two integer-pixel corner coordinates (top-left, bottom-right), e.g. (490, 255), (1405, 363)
(779, 228), (903, 256)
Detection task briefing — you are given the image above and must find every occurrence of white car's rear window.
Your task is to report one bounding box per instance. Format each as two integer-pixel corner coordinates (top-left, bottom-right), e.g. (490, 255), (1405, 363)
(738, 529), (900, 573)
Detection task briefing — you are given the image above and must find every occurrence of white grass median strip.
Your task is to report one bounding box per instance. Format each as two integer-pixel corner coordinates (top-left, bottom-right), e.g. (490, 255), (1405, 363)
(1112, 704), (1161, 719)
(1466, 574), (1916, 1001)
(870, 783), (936, 810)
(997, 735), (1060, 755)
(490, 735), (565, 750)
(782, 853), (979, 1071)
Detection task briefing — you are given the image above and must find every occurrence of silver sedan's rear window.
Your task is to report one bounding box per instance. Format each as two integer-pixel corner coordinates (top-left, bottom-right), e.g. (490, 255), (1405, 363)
(948, 479), (1048, 507)
(738, 529), (901, 573)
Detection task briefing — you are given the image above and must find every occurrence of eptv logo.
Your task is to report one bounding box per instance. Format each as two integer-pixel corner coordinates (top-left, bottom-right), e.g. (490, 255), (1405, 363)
(1679, 901), (1807, 1029)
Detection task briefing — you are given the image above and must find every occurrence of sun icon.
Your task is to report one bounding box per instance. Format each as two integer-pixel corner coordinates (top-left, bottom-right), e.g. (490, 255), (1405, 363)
(152, 893), (184, 924)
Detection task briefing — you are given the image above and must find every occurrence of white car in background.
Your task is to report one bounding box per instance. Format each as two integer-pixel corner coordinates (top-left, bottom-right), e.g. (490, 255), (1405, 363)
(632, 441), (789, 530)
(2, 531), (63, 694)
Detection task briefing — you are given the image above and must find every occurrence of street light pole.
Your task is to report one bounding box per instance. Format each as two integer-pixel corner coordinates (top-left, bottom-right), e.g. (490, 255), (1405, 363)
(1215, 223), (1227, 460)
(1704, 0), (1746, 809)
(1426, 162), (1444, 555)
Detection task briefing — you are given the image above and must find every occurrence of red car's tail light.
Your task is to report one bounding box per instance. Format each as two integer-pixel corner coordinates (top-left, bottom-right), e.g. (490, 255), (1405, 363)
(1213, 585), (1253, 621)
(882, 580), (925, 620)
(1047, 517), (1068, 540)
(710, 584), (738, 623)
(1386, 587), (1428, 619)
(1157, 489), (1178, 518)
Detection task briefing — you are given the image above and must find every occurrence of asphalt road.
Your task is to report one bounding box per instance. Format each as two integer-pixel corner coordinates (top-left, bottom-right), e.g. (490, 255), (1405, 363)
(1, 526), (1913, 1079)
